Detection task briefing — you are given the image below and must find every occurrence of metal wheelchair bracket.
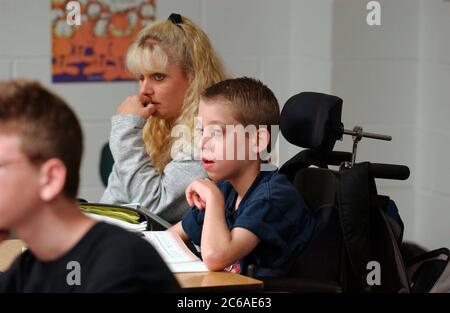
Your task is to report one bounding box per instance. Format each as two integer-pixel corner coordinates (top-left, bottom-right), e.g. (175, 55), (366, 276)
(339, 125), (392, 171)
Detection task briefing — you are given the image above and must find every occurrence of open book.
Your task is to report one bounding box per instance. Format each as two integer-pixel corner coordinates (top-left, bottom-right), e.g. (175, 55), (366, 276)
(143, 231), (209, 273)
(79, 202), (172, 234)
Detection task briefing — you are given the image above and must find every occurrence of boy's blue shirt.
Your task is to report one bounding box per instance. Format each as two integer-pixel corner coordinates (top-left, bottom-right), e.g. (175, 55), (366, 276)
(181, 170), (315, 277)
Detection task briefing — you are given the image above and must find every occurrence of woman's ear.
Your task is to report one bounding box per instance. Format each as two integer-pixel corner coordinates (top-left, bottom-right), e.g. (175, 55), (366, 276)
(38, 158), (67, 202)
(186, 71), (194, 84)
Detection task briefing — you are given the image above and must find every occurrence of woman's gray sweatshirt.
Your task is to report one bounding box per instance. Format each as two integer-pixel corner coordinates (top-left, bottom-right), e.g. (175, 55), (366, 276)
(100, 115), (206, 223)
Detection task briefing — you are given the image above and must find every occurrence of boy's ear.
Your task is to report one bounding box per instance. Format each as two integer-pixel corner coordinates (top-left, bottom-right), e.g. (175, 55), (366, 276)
(38, 158), (67, 201)
(252, 127), (270, 155)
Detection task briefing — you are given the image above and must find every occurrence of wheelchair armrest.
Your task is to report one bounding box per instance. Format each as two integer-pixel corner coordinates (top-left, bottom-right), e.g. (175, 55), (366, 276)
(260, 277), (342, 293)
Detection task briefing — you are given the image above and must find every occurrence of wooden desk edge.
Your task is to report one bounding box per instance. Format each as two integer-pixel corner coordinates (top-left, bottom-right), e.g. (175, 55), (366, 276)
(175, 272), (263, 290)
(0, 240), (25, 272)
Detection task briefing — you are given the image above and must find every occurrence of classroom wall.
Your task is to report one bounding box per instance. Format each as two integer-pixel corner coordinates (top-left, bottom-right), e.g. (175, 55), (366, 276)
(329, 0), (420, 242)
(0, 0), (449, 249)
(0, 0), (133, 200)
(415, 0), (450, 249)
(325, 0), (450, 249)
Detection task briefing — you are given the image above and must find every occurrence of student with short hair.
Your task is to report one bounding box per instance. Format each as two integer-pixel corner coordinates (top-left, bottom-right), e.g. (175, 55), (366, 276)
(170, 77), (315, 277)
(0, 80), (180, 292)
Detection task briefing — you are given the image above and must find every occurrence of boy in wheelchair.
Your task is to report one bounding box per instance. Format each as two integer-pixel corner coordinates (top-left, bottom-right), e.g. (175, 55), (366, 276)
(169, 77), (315, 277)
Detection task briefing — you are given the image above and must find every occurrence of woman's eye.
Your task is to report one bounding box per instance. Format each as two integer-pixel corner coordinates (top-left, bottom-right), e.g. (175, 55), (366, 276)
(154, 73), (165, 81)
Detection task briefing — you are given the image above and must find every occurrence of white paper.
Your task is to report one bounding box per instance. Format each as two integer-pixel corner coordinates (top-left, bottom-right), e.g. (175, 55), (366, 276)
(143, 231), (209, 273)
(168, 261), (209, 273)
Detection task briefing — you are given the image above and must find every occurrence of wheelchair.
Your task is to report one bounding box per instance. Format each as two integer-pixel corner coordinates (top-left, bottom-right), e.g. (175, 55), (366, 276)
(256, 92), (450, 293)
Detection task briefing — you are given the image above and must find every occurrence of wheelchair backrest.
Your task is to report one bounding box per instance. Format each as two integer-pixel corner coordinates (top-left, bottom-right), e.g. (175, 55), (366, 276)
(288, 167), (342, 283)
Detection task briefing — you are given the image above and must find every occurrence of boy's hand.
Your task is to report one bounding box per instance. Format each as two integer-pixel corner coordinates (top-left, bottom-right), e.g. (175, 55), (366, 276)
(116, 95), (156, 118)
(186, 178), (224, 210)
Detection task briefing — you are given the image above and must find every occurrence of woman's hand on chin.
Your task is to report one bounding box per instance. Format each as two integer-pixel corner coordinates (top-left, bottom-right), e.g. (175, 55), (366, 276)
(116, 95), (156, 118)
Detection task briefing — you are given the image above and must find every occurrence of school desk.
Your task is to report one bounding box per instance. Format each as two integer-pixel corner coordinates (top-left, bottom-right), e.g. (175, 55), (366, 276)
(0, 240), (263, 291)
(0, 239), (23, 272)
(175, 272), (263, 291)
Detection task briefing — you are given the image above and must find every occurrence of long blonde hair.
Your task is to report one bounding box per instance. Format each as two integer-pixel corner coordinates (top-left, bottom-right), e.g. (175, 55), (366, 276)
(126, 15), (227, 173)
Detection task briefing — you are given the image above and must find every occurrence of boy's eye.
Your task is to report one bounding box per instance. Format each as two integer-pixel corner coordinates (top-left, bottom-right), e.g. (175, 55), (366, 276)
(154, 73), (165, 81)
(208, 129), (224, 139)
(202, 126), (224, 137)
(138, 74), (145, 81)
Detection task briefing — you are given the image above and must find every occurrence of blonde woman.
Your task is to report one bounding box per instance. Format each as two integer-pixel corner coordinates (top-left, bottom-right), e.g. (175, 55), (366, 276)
(100, 13), (227, 223)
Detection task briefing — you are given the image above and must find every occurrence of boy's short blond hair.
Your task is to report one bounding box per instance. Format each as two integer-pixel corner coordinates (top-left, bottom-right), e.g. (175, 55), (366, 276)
(201, 77), (280, 151)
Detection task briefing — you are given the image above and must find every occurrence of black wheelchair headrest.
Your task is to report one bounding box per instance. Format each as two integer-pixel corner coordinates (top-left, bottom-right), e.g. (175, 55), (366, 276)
(280, 92), (343, 152)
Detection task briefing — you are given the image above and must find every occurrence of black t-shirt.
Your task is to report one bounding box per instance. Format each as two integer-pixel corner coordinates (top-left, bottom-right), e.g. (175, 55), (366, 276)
(0, 222), (180, 292)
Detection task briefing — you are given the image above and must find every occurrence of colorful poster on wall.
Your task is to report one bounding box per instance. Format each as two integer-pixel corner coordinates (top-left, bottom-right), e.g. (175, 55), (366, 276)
(51, 0), (156, 83)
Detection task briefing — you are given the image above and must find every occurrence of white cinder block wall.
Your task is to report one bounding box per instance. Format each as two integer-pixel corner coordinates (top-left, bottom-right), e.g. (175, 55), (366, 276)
(0, 0), (136, 201)
(415, 0), (450, 249)
(329, 0), (420, 242)
(325, 0), (450, 249)
(0, 0), (449, 249)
